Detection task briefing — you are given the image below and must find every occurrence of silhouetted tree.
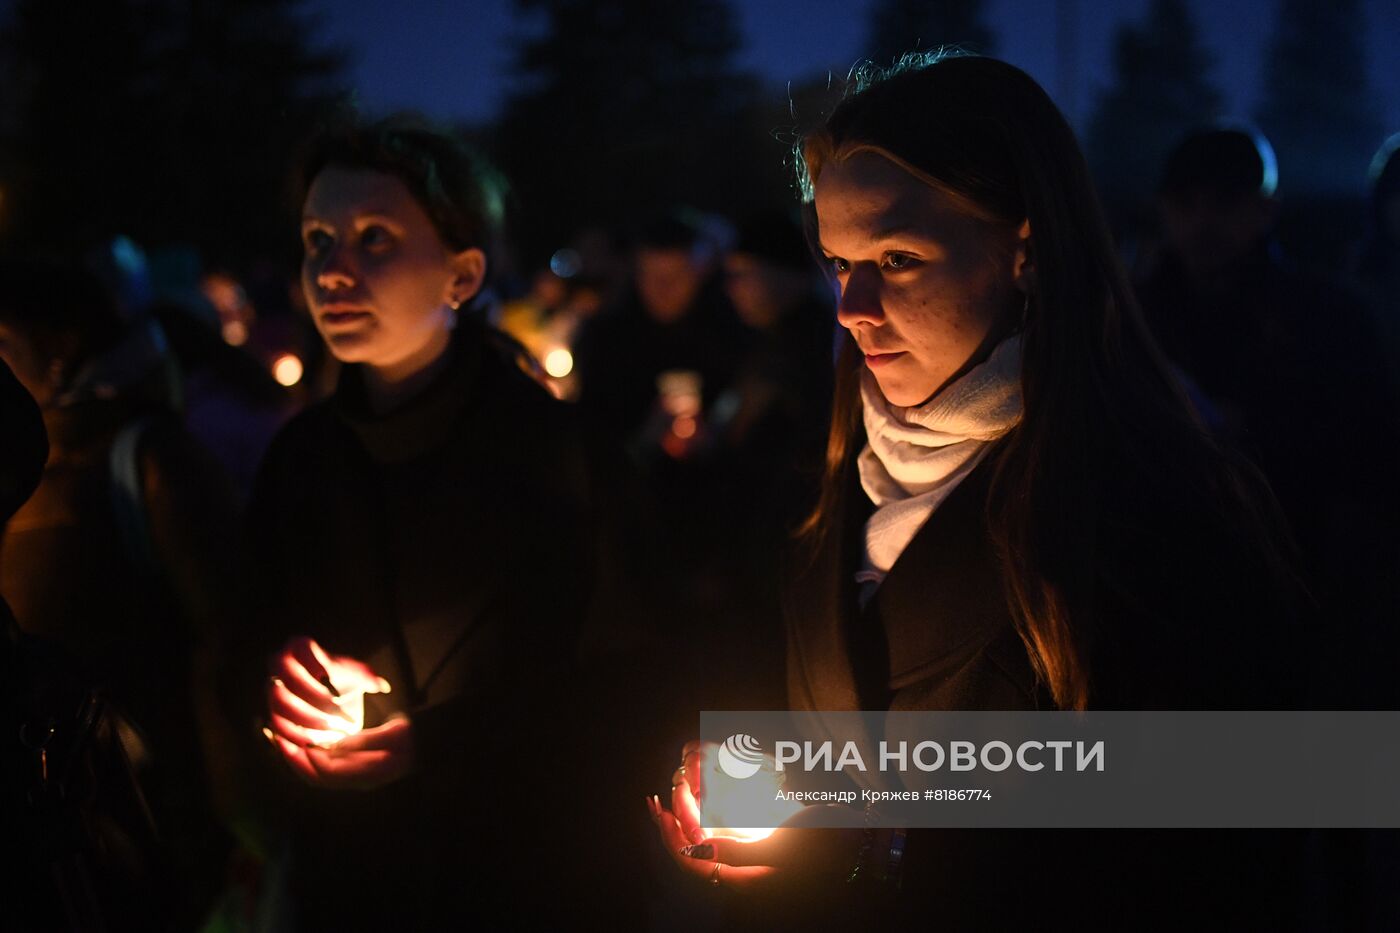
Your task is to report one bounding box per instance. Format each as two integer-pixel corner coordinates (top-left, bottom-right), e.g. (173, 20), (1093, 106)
(1255, 0), (1379, 196)
(1085, 0), (1221, 232)
(863, 0), (995, 65)
(497, 0), (767, 259)
(0, 0), (345, 268)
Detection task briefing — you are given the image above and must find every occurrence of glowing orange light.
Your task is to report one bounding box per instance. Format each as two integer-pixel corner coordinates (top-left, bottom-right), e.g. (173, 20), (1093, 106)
(658, 370), (702, 417)
(698, 747), (803, 843)
(672, 415), (697, 439)
(543, 347), (574, 378)
(304, 689), (366, 747)
(222, 320), (249, 346)
(272, 353), (304, 387)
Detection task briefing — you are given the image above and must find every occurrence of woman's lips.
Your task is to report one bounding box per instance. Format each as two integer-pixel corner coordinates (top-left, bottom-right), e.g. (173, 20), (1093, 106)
(864, 351), (906, 368)
(320, 309), (372, 327)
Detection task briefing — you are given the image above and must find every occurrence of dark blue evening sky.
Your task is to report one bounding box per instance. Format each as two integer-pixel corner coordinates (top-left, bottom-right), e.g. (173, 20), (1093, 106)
(308, 0), (1400, 139)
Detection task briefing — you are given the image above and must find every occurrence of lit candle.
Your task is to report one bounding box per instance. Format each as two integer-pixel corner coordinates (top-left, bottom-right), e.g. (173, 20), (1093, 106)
(698, 742), (803, 843)
(304, 684), (366, 747)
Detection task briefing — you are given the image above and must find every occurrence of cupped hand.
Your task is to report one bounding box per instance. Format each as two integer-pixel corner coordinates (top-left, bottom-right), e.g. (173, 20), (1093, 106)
(646, 740), (860, 890)
(268, 716), (416, 791)
(263, 635), (406, 789)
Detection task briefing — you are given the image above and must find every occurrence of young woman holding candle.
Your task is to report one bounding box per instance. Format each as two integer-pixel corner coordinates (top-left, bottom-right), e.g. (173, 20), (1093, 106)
(244, 116), (607, 928)
(650, 53), (1307, 929)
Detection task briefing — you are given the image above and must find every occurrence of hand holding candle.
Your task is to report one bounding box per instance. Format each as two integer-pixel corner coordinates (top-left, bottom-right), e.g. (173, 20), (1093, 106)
(687, 738), (802, 842)
(264, 636), (413, 790)
(648, 740), (859, 891)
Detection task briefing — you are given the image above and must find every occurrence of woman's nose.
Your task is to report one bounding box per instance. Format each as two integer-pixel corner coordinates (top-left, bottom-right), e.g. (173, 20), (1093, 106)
(835, 264), (883, 328)
(315, 244), (356, 291)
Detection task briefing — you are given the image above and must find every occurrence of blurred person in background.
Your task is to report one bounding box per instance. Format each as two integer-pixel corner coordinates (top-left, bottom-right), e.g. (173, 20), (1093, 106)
(159, 270), (298, 498)
(1325, 131), (1400, 933)
(573, 209), (749, 462)
(1353, 134), (1400, 399)
(90, 236), (300, 500)
(0, 356), (76, 931)
(1136, 128), (1400, 708)
(497, 264), (607, 399)
(672, 209), (837, 710)
(0, 257), (240, 928)
(719, 208), (835, 491)
(571, 210), (756, 727)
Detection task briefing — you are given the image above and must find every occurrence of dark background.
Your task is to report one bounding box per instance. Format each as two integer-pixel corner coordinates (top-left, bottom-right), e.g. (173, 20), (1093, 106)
(304, 0), (1400, 135)
(1, 0), (1396, 280)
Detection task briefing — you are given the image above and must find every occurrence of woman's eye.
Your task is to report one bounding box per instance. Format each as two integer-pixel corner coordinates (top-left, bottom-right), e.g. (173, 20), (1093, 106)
(361, 225), (394, 250)
(303, 229), (332, 253)
(827, 256), (849, 274)
(882, 252), (918, 270)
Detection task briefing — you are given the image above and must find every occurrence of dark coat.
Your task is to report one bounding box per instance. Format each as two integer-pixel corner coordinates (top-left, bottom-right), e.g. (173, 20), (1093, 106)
(242, 319), (600, 928)
(2, 400), (237, 700)
(2, 358), (231, 930)
(1138, 245), (1400, 707)
(0, 359), (46, 523)
(0, 380), (236, 928)
(781, 444), (1308, 930)
(787, 457), (1037, 718)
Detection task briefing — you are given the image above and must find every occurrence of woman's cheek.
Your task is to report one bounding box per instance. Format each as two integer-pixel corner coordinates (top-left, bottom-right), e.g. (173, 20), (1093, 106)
(887, 279), (939, 330)
(300, 262), (320, 301)
(373, 257), (446, 312)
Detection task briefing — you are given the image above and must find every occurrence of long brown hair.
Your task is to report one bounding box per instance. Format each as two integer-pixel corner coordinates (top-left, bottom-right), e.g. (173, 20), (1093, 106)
(797, 53), (1295, 710)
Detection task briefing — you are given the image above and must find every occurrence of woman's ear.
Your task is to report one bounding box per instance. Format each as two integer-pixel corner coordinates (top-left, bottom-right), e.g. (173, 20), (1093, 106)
(1012, 219), (1035, 295)
(446, 248), (487, 308)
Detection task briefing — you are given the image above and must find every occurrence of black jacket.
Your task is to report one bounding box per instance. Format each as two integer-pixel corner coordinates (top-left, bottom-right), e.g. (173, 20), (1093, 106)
(787, 457), (1036, 719)
(781, 445), (1308, 930)
(242, 319), (600, 928)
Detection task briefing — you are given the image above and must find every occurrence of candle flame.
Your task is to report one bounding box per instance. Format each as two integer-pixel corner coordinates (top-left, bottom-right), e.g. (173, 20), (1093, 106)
(543, 347), (574, 378)
(272, 353), (304, 387)
(304, 689), (365, 747)
(699, 750), (803, 843)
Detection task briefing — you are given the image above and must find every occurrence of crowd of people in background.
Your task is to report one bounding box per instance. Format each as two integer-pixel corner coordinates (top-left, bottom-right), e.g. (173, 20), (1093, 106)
(1, 51), (1399, 929)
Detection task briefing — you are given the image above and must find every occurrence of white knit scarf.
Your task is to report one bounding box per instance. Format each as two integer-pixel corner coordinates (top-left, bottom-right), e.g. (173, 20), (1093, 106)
(856, 335), (1024, 585)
